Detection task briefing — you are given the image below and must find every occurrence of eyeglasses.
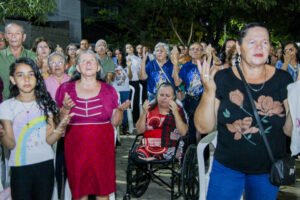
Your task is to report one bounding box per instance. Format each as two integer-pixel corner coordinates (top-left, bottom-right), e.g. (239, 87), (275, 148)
(68, 48), (77, 51)
(189, 47), (203, 51)
(49, 61), (64, 66)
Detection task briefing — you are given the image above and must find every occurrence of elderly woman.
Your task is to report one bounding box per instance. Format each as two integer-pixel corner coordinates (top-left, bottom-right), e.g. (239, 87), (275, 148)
(135, 82), (188, 160)
(195, 23), (293, 199)
(44, 52), (70, 199)
(44, 52), (70, 99)
(32, 37), (51, 78)
(56, 50), (130, 200)
(140, 42), (174, 101)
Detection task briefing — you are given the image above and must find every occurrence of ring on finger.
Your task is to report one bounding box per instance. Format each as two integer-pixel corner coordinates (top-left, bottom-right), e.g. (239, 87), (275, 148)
(204, 74), (209, 78)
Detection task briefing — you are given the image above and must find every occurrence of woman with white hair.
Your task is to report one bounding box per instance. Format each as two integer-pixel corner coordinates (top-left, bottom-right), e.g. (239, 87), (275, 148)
(140, 42), (175, 101)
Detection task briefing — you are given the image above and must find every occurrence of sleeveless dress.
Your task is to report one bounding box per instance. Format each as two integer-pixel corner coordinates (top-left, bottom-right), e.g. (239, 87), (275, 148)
(56, 81), (118, 198)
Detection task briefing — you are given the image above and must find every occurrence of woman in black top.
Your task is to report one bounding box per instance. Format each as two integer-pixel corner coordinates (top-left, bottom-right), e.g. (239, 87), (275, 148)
(194, 23), (293, 200)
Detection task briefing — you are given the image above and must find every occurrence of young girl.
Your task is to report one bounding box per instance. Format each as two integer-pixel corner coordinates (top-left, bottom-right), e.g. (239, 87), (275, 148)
(0, 58), (72, 200)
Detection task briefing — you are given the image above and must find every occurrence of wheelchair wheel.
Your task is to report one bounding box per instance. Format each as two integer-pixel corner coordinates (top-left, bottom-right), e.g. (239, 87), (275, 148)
(128, 164), (151, 198)
(181, 144), (199, 200)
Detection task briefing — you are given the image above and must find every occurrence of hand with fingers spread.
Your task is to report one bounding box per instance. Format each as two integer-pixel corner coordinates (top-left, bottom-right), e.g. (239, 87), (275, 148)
(142, 46), (149, 60)
(118, 100), (131, 111)
(170, 46), (180, 66)
(197, 59), (218, 94)
(63, 93), (75, 110)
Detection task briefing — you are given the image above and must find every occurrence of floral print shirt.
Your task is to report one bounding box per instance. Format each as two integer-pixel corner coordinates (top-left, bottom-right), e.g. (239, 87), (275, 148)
(214, 68), (293, 173)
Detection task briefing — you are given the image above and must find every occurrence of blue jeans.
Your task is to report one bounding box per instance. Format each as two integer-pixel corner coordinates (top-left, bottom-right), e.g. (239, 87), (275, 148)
(207, 160), (278, 200)
(119, 91), (130, 128)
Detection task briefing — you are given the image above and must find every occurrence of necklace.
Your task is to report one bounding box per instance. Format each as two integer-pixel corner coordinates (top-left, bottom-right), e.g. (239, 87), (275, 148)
(242, 66), (267, 93)
(20, 101), (36, 127)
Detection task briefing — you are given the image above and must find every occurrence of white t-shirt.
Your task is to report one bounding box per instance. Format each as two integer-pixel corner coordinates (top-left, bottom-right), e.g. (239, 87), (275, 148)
(127, 55), (141, 81)
(0, 98), (54, 167)
(112, 65), (130, 92)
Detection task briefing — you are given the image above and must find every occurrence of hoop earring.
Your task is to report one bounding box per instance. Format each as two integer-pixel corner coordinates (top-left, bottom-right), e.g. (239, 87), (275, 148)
(237, 54), (241, 63)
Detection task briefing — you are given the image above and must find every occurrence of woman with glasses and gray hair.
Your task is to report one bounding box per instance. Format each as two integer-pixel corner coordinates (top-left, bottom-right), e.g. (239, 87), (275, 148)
(140, 42), (175, 101)
(44, 51), (70, 199)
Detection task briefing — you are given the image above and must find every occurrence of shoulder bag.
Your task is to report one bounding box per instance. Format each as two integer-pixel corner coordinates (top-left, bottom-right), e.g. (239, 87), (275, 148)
(236, 63), (296, 186)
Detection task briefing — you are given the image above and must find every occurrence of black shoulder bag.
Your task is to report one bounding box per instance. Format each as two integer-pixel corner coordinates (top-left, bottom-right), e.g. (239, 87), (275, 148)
(236, 64), (296, 186)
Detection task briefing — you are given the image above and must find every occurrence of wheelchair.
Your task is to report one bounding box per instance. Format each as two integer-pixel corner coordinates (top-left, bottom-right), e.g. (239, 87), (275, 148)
(123, 131), (200, 200)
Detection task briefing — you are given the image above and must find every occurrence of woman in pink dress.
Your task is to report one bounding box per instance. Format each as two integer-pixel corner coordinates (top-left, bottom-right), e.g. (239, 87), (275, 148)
(56, 50), (130, 200)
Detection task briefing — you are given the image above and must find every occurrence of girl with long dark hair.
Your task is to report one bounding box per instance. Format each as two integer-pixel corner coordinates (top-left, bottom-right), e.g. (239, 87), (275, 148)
(0, 57), (72, 200)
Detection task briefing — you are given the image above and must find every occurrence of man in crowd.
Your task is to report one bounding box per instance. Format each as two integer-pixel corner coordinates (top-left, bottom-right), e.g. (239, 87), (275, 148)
(0, 23), (36, 99)
(95, 39), (115, 83)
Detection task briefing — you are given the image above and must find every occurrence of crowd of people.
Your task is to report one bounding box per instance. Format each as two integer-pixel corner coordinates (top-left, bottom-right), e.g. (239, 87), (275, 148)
(0, 21), (299, 200)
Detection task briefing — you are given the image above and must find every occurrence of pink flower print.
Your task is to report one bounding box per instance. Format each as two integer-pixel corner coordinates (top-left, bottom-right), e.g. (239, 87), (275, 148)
(255, 96), (284, 117)
(226, 117), (259, 140)
(229, 89), (244, 107)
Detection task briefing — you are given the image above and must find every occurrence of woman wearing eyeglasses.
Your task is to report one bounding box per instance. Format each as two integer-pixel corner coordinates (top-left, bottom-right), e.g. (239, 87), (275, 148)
(275, 42), (300, 81)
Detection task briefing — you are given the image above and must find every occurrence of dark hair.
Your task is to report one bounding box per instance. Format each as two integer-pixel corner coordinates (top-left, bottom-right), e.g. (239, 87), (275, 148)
(65, 43), (77, 62)
(220, 38), (236, 63)
(238, 23), (269, 45)
(150, 82), (176, 111)
(9, 57), (60, 126)
(32, 37), (51, 52)
(282, 41), (300, 63)
(70, 50), (104, 82)
(114, 47), (126, 68)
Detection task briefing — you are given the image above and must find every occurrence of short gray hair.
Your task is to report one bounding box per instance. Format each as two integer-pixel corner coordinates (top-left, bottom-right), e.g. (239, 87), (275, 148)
(95, 39), (107, 48)
(48, 52), (66, 67)
(5, 23), (25, 34)
(76, 50), (100, 65)
(153, 42), (170, 57)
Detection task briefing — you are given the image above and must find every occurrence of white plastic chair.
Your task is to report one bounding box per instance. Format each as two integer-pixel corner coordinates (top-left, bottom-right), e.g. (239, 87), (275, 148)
(197, 131), (217, 200)
(139, 83), (143, 117)
(127, 85), (135, 134)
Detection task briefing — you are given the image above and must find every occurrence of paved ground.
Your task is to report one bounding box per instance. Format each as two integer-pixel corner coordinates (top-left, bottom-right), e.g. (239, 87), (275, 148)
(115, 135), (300, 200)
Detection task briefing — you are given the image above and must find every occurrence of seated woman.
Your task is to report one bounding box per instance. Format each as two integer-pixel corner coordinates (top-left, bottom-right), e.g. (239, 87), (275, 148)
(135, 82), (188, 161)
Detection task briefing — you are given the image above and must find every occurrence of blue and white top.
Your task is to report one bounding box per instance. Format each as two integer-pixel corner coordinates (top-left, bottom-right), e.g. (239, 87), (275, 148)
(275, 60), (300, 81)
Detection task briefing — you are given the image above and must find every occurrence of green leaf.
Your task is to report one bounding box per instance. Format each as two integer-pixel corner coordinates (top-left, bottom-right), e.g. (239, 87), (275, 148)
(223, 109), (231, 118)
(264, 126), (272, 134)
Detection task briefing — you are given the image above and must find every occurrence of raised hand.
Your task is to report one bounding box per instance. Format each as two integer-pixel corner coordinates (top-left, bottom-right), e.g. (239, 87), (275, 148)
(118, 100), (131, 111)
(63, 93), (75, 110)
(126, 58), (132, 68)
(169, 100), (179, 114)
(142, 99), (150, 114)
(170, 46), (180, 66)
(56, 113), (74, 133)
(197, 59), (218, 94)
(0, 123), (5, 137)
(142, 46), (148, 59)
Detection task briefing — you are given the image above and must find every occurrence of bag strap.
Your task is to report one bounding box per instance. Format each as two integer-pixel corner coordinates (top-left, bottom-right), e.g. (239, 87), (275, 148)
(156, 60), (173, 86)
(235, 63), (275, 163)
